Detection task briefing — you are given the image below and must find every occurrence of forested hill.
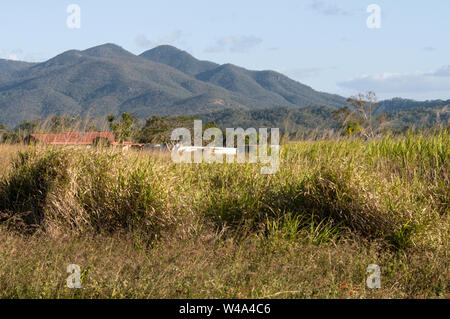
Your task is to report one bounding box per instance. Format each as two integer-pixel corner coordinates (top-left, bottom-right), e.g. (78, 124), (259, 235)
(0, 43), (346, 128)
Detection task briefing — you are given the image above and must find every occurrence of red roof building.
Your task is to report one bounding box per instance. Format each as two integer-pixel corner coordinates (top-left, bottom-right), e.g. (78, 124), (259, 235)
(25, 132), (144, 148)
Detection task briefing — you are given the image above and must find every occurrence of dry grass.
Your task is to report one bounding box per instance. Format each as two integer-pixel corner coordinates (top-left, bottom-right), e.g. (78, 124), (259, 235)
(0, 228), (447, 299)
(0, 131), (448, 299)
(0, 144), (25, 178)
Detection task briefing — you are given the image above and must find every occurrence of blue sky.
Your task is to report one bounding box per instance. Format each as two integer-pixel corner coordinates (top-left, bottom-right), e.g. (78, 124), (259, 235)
(1, 0), (449, 100)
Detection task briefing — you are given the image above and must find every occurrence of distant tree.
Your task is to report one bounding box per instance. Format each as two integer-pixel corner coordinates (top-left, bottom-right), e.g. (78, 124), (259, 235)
(0, 124), (8, 143)
(0, 120), (44, 143)
(345, 121), (363, 135)
(332, 106), (352, 124)
(374, 113), (390, 132)
(19, 120), (42, 134)
(346, 91), (381, 137)
(107, 113), (139, 143)
(332, 92), (389, 137)
(137, 115), (197, 146)
(46, 116), (79, 133)
(332, 106), (360, 136)
(15, 115), (100, 135)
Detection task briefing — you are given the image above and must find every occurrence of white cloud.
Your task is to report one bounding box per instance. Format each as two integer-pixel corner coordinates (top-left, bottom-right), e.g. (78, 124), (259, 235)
(7, 54), (19, 61)
(338, 66), (450, 93)
(434, 65), (450, 77)
(205, 35), (262, 53)
(0, 48), (30, 61)
(0, 49), (21, 61)
(135, 30), (184, 49)
(308, 0), (349, 16)
(284, 66), (337, 79)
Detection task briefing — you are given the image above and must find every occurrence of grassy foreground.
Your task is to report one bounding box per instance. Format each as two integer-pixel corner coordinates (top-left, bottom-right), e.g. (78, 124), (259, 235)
(0, 132), (448, 299)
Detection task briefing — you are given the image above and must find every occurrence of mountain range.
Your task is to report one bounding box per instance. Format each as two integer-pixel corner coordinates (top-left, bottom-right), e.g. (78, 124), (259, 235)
(0, 43), (346, 128)
(0, 43), (448, 129)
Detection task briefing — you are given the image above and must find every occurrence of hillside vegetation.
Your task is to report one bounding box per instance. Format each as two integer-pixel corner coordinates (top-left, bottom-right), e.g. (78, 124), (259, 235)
(1, 44), (448, 132)
(0, 44), (346, 128)
(0, 131), (448, 298)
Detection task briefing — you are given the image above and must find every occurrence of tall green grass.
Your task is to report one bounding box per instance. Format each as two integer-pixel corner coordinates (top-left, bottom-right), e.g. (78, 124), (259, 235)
(0, 131), (448, 298)
(1, 131), (448, 247)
